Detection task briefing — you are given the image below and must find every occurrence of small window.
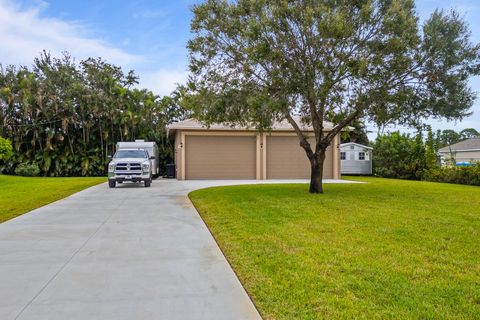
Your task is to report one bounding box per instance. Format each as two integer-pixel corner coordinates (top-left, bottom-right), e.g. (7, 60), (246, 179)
(359, 152), (365, 160)
(340, 152), (346, 160)
(350, 145), (354, 150)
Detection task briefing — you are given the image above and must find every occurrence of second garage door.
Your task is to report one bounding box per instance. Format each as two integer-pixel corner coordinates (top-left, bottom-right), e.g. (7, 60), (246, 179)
(266, 136), (333, 179)
(185, 135), (256, 180)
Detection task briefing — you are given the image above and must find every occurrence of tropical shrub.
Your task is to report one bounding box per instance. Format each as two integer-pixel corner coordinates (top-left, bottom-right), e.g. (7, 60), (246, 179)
(373, 131), (426, 180)
(422, 164), (480, 186)
(0, 137), (13, 161)
(15, 162), (40, 177)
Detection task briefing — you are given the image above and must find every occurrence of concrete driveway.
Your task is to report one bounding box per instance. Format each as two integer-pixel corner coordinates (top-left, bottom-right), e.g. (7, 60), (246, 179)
(0, 178), (351, 320)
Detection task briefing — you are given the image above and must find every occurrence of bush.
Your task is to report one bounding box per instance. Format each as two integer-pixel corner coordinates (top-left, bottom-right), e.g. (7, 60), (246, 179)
(422, 164), (480, 186)
(0, 137), (13, 161)
(373, 131), (426, 180)
(15, 162), (40, 177)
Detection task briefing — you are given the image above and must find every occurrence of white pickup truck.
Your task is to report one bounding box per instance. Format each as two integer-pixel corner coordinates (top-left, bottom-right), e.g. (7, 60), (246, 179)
(107, 149), (153, 188)
(116, 140), (159, 176)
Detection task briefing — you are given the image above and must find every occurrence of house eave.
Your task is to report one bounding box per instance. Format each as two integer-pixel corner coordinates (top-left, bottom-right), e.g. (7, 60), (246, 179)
(166, 118), (348, 138)
(438, 148), (480, 153)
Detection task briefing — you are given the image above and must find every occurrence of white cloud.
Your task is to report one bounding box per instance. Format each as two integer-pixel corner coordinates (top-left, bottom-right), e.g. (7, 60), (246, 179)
(0, 0), (189, 96)
(0, 0), (141, 68)
(137, 69), (188, 96)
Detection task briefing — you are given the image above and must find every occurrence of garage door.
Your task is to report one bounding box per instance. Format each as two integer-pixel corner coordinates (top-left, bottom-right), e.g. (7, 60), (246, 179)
(266, 136), (333, 179)
(185, 135), (256, 179)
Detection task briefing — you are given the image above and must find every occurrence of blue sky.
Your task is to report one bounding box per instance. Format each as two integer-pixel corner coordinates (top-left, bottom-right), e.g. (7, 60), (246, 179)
(0, 0), (479, 134)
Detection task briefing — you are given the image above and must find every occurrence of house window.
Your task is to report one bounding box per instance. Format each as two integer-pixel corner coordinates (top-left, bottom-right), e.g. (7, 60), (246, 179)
(359, 152), (365, 160)
(340, 152), (346, 160)
(350, 146), (354, 150)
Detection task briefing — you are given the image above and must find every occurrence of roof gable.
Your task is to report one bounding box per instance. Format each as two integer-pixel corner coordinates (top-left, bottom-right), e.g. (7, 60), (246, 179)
(340, 142), (373, 150)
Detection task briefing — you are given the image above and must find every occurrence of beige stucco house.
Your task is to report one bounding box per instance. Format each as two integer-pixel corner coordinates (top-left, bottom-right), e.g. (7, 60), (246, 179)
(438, 137), (480, 166)
(166, 118), (341, 180)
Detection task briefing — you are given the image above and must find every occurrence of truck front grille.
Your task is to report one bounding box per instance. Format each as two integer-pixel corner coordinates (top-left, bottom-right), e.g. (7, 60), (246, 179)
(115, 162), (142, 172)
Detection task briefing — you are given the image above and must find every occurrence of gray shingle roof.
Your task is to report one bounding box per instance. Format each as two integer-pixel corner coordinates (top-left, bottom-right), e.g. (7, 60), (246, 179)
(438, 137), (480, 152)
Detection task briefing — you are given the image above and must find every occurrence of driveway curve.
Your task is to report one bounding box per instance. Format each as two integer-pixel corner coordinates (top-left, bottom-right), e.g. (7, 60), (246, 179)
(0, 178), (350, 320)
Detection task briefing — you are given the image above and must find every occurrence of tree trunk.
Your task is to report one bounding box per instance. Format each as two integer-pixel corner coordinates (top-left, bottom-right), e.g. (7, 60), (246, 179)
(309, 151), (326, 194)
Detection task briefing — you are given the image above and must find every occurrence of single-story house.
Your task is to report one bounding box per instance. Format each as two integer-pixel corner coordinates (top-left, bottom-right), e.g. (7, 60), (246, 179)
(438, 137), (480, 166)
(340, 142), (373, 175)
(166, 118), (341, 180)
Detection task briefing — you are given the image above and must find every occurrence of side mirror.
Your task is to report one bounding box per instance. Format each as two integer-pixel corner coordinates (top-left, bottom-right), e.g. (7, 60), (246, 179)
(150, 156), (155, 160)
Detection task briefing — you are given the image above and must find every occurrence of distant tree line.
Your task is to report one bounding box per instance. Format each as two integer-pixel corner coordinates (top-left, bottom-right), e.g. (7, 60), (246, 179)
(0, 52), (185, 176)
(434, 128), (479, 148)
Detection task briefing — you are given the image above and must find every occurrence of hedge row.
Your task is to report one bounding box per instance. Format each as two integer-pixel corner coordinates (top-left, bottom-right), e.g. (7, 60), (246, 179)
(422, 164), (480, 186)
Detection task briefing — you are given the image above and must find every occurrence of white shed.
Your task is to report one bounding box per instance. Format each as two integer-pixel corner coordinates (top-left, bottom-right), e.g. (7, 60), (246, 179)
(340, 142), (373, 175)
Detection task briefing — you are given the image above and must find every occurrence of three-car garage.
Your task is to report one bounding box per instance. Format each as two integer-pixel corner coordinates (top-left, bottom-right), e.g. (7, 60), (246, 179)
(168, 119), (340, 180)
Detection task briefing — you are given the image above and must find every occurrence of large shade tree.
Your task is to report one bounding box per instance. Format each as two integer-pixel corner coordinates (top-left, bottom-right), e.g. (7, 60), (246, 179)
(186, 0), (480, 193)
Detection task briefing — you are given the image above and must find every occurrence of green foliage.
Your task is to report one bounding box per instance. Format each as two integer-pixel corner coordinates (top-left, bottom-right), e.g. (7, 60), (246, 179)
(429, 128), (479, 149)
(374, 129), (480, 186)
(14, 162), (40, 177)
(186, 0), (480, 192)
(459, 128), (479, 140)
(422, 164), (480, 186)
(0, 52), (186, 176)
(437, 129), (461, 148)
(340, 119), (370, 145)
(373, 131), (426, 180)
(425, 127), (438, 169)
(419, 10), (480, 122)
(0, 137), (13, 161)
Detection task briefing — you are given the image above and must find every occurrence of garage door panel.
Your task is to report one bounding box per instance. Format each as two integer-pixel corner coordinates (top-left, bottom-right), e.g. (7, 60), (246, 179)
(185, 136), (256, 180)
(266, 136), (333, 179)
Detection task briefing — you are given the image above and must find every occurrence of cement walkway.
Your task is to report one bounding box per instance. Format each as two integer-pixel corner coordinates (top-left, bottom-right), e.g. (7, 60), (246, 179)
(0, 179), (352, 320)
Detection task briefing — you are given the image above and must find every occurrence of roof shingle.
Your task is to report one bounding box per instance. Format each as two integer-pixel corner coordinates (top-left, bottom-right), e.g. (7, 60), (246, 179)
(438, 137), (480, 152)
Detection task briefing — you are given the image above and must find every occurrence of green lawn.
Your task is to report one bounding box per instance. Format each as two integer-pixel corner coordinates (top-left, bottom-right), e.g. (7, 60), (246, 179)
(189, 177), (480, 319)
(0, 175), (105, 223)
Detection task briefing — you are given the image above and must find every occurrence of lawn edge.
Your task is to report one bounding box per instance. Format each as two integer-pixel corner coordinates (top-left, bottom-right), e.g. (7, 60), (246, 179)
(188, 190), (265, 319)
(1, 179), (106, 224)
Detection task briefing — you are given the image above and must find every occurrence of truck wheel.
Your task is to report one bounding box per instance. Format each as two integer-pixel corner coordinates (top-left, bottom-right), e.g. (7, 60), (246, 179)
(108, 180), (116, 188)
(144, 178), (151, 187)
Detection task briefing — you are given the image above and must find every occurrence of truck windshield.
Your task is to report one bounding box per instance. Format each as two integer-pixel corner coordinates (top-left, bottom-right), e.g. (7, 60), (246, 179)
(114, 150), (147, 159)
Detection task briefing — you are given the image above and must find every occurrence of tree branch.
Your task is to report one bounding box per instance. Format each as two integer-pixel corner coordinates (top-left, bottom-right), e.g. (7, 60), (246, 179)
(284, 112), (314, 160)
(323, 110), (360, 144)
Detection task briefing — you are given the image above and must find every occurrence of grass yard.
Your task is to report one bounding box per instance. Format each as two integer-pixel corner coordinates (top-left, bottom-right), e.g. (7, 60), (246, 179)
(0, 175), (105, 223)
(189, 177), (480, 319)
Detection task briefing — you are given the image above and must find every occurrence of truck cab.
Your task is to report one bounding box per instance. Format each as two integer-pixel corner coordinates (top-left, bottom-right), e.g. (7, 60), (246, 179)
(108, 149), (153, 188)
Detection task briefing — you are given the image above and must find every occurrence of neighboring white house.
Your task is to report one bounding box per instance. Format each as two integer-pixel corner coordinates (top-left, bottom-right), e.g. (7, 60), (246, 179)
(438, 137), (480, 166)
(340, 142), (373, 175)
